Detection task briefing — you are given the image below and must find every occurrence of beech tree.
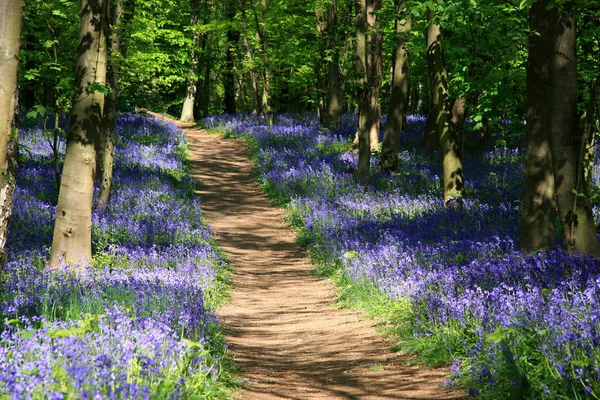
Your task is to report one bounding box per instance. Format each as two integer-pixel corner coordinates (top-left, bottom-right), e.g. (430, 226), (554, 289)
(425, 8), (463, 205)
(317, 0), (342, 129)
(50, 0), (108, 267)
(0, 0), (24, 270)
(355, 0), (370, 184)
(180, 0), (200, 122)
(520, 0), (556, 253)
(224, 0), (240, 114)
(97, 0), (125, 213)
(548, 5), (599, 255)
(380, 0), (410, 172)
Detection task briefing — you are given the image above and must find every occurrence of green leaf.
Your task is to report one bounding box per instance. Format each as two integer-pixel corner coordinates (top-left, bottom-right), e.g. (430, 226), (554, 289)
(47, 328), (85, 338)
(18, 330), (34, 340)
(183, 338), (204, 349)
(344, 251), (359, 259)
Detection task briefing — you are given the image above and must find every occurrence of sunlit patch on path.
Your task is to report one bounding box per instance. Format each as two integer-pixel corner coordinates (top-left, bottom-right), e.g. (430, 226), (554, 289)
(151, 112), (462, 400)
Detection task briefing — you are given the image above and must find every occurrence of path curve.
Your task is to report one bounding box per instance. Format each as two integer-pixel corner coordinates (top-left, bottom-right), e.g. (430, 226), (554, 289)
(152, 113), (462, 400)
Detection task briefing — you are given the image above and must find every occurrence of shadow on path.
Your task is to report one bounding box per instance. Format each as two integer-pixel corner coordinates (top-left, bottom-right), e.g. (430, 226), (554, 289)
(149, 112), (464, 400)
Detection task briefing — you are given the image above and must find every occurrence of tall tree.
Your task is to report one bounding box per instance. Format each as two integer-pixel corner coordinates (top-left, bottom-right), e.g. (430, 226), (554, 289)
(380, 0), (410, 172)
(355, 0), (370, 184)
(180, 0), (201, 122)
(50, 0), (108, 267)
(254, 0), (271, 118)
(520, 0), (556, 253)
(549, 5), (599, 255)
(224, 0), (240, 114)
(425, 9), (463, 205)
(0, 0), (24, 270)
(366, 0), (382, 150)
(97, 0), (124, 213)
(325, 0), (342, 130)
(241, 0), (261, 114)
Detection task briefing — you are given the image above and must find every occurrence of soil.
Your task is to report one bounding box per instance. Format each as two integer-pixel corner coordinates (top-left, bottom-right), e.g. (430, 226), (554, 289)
(150, 112), (464, 400)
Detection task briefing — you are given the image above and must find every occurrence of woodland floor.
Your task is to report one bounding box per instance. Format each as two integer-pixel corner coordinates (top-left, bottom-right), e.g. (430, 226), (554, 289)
(151, 112), (464, 400)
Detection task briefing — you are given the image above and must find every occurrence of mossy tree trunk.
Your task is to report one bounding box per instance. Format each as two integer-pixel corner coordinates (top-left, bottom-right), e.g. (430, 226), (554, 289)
(425, 10), (464, 205)
(50, 0), (108, 267)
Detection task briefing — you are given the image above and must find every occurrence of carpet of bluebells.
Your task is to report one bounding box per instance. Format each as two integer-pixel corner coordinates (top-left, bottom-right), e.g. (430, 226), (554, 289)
(0, 114), (232, 398)
(205, 113), (600, 399)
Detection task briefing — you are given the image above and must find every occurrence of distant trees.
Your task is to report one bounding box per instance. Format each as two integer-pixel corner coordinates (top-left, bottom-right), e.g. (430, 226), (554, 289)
(8, 0), (600, 257)
(0, 0), (24, 270)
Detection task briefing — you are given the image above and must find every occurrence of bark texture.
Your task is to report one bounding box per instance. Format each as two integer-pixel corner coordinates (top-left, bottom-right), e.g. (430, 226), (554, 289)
(549, 8), (599, 255)
(520, 1), (556, 253)
(180, 0), (200, 122)
(224, 0), (239, 114)
(381, 0), (410, 172)
(97, 0), (123, 213)
(366, 0), (381, 151)
(0, 0), (23, 270)
(355, 0), (370, 185)
(325, 0), (342, 130)
(425, 12), (463, 204)
(50, 0), (108, 267)
(241, 0), (260, 114)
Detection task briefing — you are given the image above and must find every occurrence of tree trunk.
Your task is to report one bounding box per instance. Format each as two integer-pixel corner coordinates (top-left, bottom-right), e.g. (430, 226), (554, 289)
(316, 5), (327, 121)
(583, 75), (600, 195)
(224, 0), (239, 114)
(254, 0), (271, 118)
(355, 0), (370, 185)
(381, 0), (410, 172)
(366, 0), (381, 151)
(326, 0), (342, 130)
(0, 0), (24, 271)
(97, 0), (123, 213)
(549, 7), (599, 256)
(50, 0), (108, 268)
(425, 11), (463, 204)
(520, 0), (556, 253)
(180, 0), (200, 122)
(241, 0), (261, 114)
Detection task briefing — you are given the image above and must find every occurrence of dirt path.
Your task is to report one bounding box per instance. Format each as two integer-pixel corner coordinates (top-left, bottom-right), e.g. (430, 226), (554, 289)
(152, 113), (462, 399)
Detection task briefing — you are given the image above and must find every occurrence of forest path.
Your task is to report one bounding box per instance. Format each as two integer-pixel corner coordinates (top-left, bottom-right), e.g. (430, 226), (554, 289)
(150, 112), (462, 400)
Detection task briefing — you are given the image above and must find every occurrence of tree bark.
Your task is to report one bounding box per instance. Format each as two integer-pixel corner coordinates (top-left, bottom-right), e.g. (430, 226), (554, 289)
(425, 11), (463, 205)
(224, 0), (240, 114)
(366, 0), (381, 151)
(316, 5), (327, 121)
(325, 0), (342, 130)
(0, 0), (24, 271)
(97, 0), (123, 213)
(241, 0), (261, 114)
(355, 0), (370, 185)
(549, 7), (599, 256)
(254, 0), (271, 119)
(381, 0), (410, 172)
(50, 0), (108, 267)
(180, 0), (200, 122)
(520, 0), (556, 253)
